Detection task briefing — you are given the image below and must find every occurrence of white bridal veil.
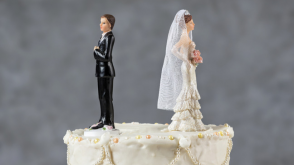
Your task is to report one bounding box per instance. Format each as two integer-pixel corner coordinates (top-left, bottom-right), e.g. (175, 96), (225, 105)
(158, 9), (193, 110)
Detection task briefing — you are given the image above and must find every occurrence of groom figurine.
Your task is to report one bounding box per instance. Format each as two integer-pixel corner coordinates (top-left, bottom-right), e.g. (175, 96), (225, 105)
(90, 14), (115, 129)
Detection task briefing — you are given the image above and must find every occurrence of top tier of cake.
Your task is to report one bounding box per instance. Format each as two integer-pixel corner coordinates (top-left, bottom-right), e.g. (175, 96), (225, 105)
(64, 123), (234, 165)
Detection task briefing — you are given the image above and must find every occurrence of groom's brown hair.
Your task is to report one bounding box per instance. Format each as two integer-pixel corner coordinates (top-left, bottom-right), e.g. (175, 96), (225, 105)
(101, 14), (115, 30)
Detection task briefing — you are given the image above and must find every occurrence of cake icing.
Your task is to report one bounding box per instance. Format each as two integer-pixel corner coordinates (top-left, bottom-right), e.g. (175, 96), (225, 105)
(64, 123), (234, 165)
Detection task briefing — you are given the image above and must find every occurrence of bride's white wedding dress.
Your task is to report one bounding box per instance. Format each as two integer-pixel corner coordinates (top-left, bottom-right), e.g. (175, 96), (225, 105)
(168, 42), (206, 132)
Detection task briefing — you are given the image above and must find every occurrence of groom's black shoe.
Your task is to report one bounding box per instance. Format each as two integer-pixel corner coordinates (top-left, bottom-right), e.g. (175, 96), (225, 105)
(112, 123), (115, 129)
(103, 122), (115, 129)
(89, 122), (104, 129)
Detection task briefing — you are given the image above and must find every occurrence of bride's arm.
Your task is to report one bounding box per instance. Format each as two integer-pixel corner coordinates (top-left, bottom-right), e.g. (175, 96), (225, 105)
(171, 37), (190, 63)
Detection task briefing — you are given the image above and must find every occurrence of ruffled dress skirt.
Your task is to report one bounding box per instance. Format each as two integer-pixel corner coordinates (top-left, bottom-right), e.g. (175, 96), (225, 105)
(168, 85), (206, 131)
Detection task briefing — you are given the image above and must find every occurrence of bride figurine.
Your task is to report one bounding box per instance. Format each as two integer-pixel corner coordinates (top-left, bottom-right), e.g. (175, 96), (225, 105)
(158, 9), (206, 132)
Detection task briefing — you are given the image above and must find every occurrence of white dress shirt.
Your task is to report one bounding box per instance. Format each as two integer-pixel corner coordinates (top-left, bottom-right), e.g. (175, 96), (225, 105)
(102, 30), (112, 38)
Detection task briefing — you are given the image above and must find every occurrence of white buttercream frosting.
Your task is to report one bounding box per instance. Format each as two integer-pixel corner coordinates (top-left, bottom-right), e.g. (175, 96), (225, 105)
(179, 134), (191, 148)
(65, 123), (234, 165)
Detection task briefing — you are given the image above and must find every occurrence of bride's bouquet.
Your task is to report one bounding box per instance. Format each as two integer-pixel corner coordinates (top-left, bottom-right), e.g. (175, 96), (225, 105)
(191, 49), (203, 66)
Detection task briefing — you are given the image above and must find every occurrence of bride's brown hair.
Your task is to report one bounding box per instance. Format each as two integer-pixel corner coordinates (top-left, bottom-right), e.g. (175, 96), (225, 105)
(184, 15), (192, 23)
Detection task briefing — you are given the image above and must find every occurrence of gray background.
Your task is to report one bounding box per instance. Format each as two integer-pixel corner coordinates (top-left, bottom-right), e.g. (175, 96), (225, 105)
(0, 0), (293, 165)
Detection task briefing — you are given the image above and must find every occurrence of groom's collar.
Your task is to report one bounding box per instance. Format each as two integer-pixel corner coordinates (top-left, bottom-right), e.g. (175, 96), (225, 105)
(98, 31), (113, 44)
(100, 31), (113, 39)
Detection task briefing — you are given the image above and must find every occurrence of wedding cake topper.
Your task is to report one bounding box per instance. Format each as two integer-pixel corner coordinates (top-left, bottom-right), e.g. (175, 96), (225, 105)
(90, 14), (116, 130)
(158, 9), (206, 132)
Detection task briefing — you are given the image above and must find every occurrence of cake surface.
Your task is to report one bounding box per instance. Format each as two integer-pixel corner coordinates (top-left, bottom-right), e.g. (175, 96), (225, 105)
(64, 123), (234, 165)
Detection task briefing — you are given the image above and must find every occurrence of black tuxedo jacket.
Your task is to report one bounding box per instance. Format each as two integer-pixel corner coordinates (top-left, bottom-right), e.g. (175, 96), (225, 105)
(94, 31), (115, 77)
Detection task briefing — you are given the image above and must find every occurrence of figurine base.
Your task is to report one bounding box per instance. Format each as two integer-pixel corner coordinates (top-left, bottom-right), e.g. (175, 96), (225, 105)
(84, 129), (120, 137)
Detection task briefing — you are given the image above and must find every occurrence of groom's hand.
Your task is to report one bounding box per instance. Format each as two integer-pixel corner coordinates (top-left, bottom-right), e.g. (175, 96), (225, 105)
(94, 46), (99, 50)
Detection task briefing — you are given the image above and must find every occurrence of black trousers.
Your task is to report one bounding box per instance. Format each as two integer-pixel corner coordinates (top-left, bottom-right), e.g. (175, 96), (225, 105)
(97, 77), (114, 128)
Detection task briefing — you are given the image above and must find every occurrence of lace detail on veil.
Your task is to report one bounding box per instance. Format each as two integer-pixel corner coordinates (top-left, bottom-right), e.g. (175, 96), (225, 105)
(158, 9), (192, 110)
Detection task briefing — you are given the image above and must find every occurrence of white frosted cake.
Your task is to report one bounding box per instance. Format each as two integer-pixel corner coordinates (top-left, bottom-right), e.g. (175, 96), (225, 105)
(63, 123), (234, 165)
